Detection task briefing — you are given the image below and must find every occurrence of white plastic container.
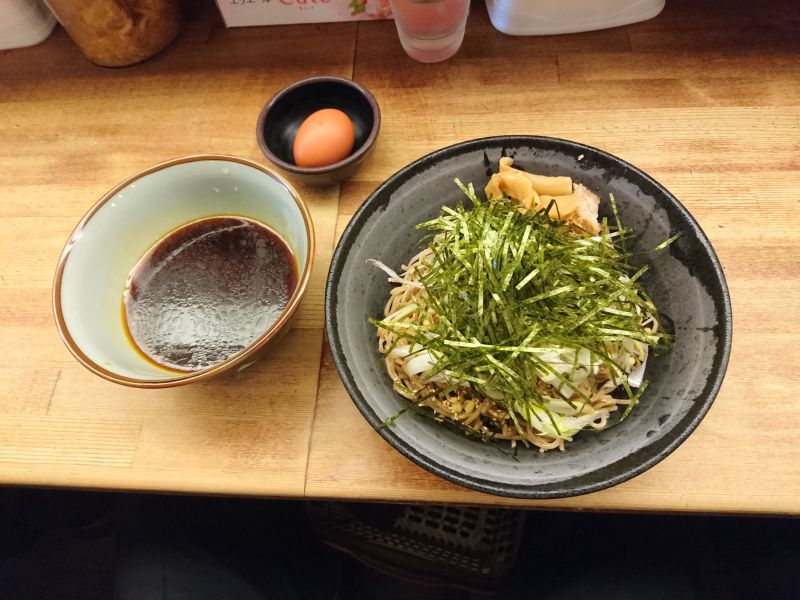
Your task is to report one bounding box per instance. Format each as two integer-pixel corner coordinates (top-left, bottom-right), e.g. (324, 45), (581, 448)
(485, 0), (665, 36)
(0, 0), (56, 50)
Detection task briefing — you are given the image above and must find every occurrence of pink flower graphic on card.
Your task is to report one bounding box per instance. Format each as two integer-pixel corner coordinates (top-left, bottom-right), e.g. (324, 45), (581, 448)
(366, 0), (392, 18)
(350, 0), (392, 18)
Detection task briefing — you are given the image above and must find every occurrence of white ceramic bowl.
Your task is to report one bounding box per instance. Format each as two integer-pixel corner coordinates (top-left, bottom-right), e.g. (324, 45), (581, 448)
(54, 156), (314, 388)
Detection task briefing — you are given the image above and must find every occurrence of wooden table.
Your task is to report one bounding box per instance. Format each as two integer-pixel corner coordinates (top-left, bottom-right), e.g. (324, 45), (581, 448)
(1, 0), (798, 514)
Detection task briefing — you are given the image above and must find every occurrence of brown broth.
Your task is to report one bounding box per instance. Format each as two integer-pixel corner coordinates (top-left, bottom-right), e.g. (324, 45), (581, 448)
(123, 216), (297, 372)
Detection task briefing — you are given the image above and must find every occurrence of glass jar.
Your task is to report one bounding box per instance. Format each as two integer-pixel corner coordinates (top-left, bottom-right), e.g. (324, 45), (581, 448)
(44, 0), (181, 67)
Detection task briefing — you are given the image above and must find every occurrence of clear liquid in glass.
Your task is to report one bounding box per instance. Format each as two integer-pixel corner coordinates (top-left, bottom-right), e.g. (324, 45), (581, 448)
(390, 0), (470, 63)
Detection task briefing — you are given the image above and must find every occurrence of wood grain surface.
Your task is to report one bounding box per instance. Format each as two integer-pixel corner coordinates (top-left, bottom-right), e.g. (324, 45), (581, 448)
(0, 2), (355, 497)
(1, 0), (799, 513)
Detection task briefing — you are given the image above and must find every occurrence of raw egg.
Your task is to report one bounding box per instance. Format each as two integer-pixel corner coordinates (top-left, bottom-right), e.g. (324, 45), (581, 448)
(293, 108), (355, 168)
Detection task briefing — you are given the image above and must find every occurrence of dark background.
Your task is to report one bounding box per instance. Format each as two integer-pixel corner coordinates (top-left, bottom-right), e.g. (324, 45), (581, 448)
(0, 488), (798, 599)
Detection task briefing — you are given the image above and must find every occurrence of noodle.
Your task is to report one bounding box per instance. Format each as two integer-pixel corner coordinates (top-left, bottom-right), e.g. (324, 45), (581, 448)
(377, 251), (647, 452)
(372, 165), (665, 453)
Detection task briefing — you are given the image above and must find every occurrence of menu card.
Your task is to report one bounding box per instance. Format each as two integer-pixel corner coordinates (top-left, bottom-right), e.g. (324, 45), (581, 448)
(216, 0), (393, 27)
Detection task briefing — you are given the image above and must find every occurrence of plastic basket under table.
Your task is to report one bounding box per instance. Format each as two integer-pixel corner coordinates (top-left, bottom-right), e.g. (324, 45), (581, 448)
(307, 502), (526, 593)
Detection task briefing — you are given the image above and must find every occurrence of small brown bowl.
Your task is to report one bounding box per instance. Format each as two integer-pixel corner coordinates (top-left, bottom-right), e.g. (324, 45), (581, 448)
(256, 76), (381, 185)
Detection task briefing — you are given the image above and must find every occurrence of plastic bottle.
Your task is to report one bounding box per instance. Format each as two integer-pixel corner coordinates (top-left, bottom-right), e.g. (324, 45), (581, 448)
(485, 0), (665, 36)
(0, 0), (56, 50)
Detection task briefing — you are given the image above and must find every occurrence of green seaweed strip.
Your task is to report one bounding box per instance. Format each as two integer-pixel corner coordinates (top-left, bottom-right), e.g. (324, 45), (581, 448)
(373, 179), (670, 442)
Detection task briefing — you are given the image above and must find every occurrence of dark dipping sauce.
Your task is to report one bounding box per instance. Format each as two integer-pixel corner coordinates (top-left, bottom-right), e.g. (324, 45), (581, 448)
(123, 216), (297, 372)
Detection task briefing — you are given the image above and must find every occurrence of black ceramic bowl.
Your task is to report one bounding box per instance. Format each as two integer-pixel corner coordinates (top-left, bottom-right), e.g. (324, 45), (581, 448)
(325, 136), (732, 499)
(257, 76), (380, 185)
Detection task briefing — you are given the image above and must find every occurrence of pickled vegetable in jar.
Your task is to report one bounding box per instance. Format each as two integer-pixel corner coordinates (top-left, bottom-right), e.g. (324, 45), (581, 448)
(44, 0), (181, 67)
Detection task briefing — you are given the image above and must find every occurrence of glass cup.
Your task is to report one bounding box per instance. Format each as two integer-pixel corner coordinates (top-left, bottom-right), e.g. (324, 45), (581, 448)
(389, 0), (471, 63)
